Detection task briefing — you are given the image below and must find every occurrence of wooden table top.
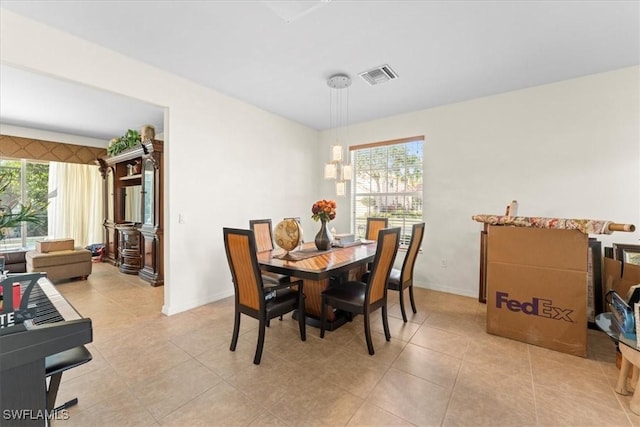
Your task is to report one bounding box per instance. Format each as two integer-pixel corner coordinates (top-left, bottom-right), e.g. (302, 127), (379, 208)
(257, 242), (376, 280)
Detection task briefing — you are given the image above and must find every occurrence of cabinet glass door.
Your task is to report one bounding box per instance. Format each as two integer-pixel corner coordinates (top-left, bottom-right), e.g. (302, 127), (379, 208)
(143, 160), (154, 225)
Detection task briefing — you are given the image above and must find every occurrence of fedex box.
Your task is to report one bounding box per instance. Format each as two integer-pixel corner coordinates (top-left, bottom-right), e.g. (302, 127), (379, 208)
(486, 226), (588, 357)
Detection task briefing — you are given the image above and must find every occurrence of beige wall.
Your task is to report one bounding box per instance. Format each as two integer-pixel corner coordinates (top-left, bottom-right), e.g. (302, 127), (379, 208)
(321, 66), (640, 297)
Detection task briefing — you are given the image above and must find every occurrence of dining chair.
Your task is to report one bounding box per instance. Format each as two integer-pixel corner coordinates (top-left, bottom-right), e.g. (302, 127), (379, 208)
(364, 222), (425, 322)
(365, 217), (389, 271)
(365, 217), (389, 240)
(223, 227), (306, 365)
(249, 219), (275, 252)
(249, 219), (291, 285)
(320, 227), (400, 355)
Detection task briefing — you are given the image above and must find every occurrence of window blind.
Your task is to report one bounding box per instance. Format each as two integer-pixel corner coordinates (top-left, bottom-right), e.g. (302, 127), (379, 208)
(350, 136), (424, 246)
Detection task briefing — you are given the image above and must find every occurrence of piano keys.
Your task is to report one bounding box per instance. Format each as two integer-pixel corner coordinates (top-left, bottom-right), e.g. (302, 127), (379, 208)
(0, 273), (92, 426)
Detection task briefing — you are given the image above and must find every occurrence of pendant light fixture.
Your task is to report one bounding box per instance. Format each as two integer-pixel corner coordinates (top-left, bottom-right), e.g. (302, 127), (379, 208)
(324, 74), (352, 196)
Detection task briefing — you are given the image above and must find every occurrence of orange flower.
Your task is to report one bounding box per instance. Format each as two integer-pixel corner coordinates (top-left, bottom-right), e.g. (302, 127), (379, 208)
(311, 199), (337, 222)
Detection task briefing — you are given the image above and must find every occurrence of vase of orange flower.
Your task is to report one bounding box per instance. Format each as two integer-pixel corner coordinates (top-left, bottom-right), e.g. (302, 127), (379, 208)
(311, 199), (336, 250)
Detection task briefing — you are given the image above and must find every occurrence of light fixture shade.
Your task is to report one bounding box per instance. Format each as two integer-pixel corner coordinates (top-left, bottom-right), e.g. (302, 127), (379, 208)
(342, 164), (352, 180)
(331, 145), (343, 162)
(324, 163), (337, 180)
(325, 74), (352, 196)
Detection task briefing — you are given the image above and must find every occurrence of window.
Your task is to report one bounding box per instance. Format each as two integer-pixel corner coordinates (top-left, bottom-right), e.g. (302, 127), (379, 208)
(0, 158), (49, 250)
(351, 136), (424, 245)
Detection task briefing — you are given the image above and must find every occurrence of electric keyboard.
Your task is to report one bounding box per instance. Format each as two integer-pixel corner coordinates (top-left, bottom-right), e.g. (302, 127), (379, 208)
(0, 274), (92, 364)
(0, 274), (92, 425)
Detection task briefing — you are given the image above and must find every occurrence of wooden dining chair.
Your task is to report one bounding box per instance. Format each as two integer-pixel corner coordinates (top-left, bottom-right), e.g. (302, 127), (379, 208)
(365, 217), (389, 270)
(320, 227), (400, 355)
(365, 222), (425, 322)
(249, 219), (291, 285)
(366, 217), (389, 240)
(249, 219), (275, 252)
(392, 222), (425, 322)
(223, 228), (306, 365)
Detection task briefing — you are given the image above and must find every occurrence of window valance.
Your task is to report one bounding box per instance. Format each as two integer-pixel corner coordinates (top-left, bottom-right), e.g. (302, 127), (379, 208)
(0, 134), (105, 165)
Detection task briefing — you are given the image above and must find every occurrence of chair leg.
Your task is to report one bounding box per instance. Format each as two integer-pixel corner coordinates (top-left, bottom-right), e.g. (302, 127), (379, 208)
(398, 289), (408, 322)
(364, 311), (374, 355)
(254, 317), (267, 365)
(46, 372), (62, 412)
(382, 304), (391, 341)
(298, 294), (306, 341)
(47, 372), (80, 413)
(409, 285), (417, 314)
(230, 311), (241, 351)
(320, 296), (327, 338)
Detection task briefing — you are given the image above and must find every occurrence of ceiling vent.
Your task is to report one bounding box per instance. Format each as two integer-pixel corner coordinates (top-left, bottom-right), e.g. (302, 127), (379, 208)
(359, 64), (398, 86)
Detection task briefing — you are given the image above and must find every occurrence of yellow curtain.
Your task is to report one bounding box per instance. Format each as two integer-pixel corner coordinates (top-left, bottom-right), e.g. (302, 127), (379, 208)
(47, 162), (103, 247)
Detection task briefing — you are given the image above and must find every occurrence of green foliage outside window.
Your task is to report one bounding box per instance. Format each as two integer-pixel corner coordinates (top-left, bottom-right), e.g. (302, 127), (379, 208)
(352, 140), (424, 245)
(0, 164), (47, 242)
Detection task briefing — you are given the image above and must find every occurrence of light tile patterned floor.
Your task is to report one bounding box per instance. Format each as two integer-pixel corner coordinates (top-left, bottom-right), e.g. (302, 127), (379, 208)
(48, 262), (639, 426)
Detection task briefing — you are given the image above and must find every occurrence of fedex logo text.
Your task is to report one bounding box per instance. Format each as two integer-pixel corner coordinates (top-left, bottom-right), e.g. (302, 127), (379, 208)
(495, 292), (574, 322)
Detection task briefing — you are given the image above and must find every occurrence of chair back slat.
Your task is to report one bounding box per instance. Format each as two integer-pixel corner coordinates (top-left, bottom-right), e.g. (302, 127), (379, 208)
(366, 217), (388, 241)
(401, 222), (425, 284)
(224, 229), (262, 311)
(249, 219), (274, 252)
(368, 228), (400, 304)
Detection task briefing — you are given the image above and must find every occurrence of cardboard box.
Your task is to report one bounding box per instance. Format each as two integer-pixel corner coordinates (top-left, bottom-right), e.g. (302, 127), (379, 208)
(486, 226), (588, 357)
(36, 238), (74, 253)
(604, 256), (640, 297)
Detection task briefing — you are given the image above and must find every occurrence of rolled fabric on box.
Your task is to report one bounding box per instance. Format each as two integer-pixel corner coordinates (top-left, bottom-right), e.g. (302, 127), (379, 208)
(36, 238), (75, 253)
(26, 248), (92, 281)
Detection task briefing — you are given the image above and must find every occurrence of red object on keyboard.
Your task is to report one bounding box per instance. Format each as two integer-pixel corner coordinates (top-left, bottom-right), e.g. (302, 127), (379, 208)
(0, 284), (21, 311)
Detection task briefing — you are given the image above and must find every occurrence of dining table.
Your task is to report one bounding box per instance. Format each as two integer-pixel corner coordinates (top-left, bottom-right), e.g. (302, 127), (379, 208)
(257, 241), (377, 330)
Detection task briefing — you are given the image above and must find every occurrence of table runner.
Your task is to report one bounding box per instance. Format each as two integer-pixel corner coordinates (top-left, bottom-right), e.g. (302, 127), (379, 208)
(272, 247), (340, 261)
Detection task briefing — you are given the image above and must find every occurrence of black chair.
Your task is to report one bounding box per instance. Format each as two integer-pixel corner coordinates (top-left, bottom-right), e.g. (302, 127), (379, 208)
(223, 227), (306, 364)
(364, 222), (425, 322)
(320, 227), (400, 355)
(45, 346), (93, 412)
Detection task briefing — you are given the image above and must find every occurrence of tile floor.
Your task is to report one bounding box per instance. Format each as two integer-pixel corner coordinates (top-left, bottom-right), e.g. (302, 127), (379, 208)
(48, 262), (639, 426)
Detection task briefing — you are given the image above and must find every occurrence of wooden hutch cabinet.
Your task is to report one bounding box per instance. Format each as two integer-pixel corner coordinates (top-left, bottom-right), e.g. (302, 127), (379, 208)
(97, 140), (164, 286)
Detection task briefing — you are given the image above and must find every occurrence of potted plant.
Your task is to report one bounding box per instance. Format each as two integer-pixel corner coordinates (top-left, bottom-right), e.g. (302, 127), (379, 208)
(107, 129), (141, 157)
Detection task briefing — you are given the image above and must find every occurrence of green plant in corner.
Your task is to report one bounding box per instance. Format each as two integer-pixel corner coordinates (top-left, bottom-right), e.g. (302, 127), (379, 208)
(107, 129), (141, 157)
(0, 171), (45, 242)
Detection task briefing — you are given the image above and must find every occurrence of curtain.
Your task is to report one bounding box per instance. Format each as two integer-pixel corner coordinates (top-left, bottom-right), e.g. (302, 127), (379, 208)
(47, 162), (103, 247)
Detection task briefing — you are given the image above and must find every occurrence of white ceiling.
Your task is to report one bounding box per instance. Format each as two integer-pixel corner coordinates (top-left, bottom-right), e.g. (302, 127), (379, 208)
(1, 0), (638, 141)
